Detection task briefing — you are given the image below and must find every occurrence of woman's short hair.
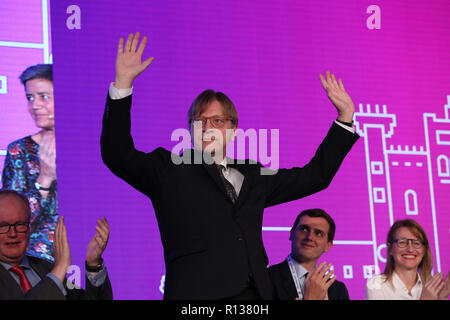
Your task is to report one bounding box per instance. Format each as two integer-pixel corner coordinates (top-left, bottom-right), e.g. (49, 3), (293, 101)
(19, 64), (53, 86)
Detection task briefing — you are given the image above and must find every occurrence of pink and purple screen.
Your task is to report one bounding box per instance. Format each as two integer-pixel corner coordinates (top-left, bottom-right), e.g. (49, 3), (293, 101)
(1, 0), (449, 299)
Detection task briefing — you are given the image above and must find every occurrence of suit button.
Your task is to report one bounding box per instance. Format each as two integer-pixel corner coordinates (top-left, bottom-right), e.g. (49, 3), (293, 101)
(237, 235), (244, 241)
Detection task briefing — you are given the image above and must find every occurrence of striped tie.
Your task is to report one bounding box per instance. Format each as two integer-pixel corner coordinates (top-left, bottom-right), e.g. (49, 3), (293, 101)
(216, 164), (238, 203)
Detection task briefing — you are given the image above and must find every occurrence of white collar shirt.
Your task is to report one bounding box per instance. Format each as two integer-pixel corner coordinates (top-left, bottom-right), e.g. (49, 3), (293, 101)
(366, 271), (423, 300)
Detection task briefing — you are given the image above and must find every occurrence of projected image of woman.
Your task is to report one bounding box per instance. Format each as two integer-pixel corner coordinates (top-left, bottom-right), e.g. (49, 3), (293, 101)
(2, 64), (57, 262)
(365, 219), (449, 300)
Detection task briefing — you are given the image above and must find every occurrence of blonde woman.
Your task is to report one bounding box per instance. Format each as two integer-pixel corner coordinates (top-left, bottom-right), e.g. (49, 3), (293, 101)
(366, 219), (449, 300)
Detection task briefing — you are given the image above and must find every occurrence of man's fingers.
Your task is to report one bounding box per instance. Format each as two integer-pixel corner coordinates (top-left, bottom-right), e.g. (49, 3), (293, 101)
(331, 73), (339, 89)
(97, 217), (110, 235)
(54, 216), (64, 254)
(313, 261), (327, 275)
(324, 273), (336, 289)
(321, 265), (334, 282)
(137, 35), (147, 55)
(142, 57), (155, 70)
(95, 225), (109, 243)
(54, 217), (61, 243)
(125, 33), (133, 52)
(317, 262), (332, 274)
(94, 233), (105, 248)
(320, 71), (347, 93)
(131, 32), (140, 52)
(117, 37), (124, 55)
(338, 78), (345, 90)
(61, 218), (68, 243)
(326, 70), (332, 86)
(319, 74), (327, 90)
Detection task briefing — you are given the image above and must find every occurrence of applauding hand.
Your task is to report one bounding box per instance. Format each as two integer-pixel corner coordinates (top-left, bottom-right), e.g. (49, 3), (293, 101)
(86, 217), (110, 272)
(51, 217), (71, 282)
(303, 262), (336, 300)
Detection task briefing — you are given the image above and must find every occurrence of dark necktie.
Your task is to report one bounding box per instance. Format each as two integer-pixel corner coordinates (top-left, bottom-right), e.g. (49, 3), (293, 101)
(10, 266), (32, 293)
(216, 164), (238, 203)
(300, 272), (309, 298)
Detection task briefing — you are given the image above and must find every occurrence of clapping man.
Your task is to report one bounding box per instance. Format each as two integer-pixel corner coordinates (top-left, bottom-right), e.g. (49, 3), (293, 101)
(0, 190), (113, 300)
(268, 209), (349, 300)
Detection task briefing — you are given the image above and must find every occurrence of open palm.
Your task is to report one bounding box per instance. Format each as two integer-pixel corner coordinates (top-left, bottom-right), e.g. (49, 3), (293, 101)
(319, 71), (355, 123)
(115, 32), (154, 89)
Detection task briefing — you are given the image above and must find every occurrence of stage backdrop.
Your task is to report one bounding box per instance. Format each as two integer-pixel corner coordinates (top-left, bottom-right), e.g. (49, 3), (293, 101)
(0, 0), (52, 182)
(48, 0), (449, 299)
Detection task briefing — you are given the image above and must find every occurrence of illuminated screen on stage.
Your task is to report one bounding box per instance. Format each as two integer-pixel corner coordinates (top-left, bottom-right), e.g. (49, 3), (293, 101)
(41, 0), (450, 299)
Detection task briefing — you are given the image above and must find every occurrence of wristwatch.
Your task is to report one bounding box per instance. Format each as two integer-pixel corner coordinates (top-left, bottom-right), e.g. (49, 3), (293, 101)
(35, 181), (51, 191)
(336, 119), (353, 127)
(85, 258), (104, 273)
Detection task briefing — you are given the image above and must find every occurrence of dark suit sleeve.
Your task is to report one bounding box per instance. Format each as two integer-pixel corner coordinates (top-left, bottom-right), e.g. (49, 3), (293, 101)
(100, 93), (168, 199)
(328, 280), (350, 300)
(267, 262), (298, 300)
(267, 265), (282, 300)
(337, 281), (350, 300)
(30, 257), (112, 300)
(66, 272), (113, 300)
(21, 276), (66, 300)
(263, 122), (358, 207)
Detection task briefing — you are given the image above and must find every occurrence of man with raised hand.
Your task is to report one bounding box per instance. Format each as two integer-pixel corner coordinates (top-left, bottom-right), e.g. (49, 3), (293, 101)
(101, 32), (358, 299)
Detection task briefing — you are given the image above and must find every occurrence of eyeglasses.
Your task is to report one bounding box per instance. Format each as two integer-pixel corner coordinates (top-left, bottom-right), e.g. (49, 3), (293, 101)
(0, 222), (30, 234)
(392, 238), (424, 248)
(192, 116), (233, 129)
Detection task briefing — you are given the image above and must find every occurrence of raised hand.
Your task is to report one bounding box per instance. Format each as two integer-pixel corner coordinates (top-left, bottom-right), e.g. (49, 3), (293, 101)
(319, 71), (355, 123)
(37, 130), (57, 194)
(86, 217), (110, 271)
(303, 262), (336, 300)
(51, 216), (71, 282)
(115, 32), (155, 89)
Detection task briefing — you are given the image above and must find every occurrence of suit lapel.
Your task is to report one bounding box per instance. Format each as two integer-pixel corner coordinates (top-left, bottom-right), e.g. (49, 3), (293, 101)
(280, 260), (299, 299)
(231, 161), (254, 207)
(28, 256), (51, 279)
(181, 148), (230, 200)
(184, 148), (257, 207)
(0, 262), (24, 297)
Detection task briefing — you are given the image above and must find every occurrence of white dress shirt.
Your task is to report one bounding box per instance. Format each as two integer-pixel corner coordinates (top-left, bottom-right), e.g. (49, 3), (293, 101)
(365, 272), (423, 300)
(218, 157), (245, 196)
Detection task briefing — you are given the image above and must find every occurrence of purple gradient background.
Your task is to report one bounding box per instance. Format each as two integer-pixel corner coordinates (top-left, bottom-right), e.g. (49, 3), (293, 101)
(0, 0), (52, 177)
(47, 0), (450, 299)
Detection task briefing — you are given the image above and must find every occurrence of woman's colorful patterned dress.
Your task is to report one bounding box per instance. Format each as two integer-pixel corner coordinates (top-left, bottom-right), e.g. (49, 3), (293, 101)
(2, 136), (57, 261)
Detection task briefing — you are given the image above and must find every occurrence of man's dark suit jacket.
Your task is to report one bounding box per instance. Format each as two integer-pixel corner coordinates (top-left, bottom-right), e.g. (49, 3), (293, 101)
(0, 256), (113, 300)
(101, 94), (358, 299)
(268, 260), (349, 300)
